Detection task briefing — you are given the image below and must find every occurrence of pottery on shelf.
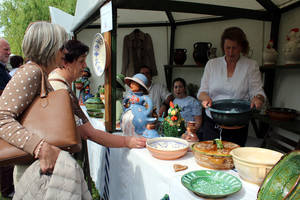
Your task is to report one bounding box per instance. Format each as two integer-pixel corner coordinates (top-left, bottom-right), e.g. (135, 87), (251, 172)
(263, 40), (278, 65)
(174, 48), (187, 65)
(283, 28), (300, 65)
(193, 42), (212, 66)
(208, 47), (217, 60)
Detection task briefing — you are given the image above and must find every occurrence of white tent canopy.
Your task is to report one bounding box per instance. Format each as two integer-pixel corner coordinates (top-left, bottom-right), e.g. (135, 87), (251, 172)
(50, 0), (300, 35)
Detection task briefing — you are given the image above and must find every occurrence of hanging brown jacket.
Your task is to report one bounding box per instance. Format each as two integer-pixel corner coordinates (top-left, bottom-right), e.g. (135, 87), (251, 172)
(122, 30), (157, 77)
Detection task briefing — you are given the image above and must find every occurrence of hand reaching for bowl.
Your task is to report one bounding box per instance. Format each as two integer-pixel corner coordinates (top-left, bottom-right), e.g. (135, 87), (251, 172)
(199, 92), (212, 108)
(251, 95), (264, 110)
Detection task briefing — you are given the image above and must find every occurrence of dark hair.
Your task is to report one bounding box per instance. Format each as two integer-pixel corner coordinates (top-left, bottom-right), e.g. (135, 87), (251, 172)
(63, 40), (89, 63)
(10, 55), (24, 69)
(172, 77), (186, 89)
(221, 27), (249, 55)
(140, 65), (153, 76)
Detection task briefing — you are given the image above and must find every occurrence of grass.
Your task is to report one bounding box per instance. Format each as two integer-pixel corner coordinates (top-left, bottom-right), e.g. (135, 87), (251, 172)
(0, 192), (12, 200)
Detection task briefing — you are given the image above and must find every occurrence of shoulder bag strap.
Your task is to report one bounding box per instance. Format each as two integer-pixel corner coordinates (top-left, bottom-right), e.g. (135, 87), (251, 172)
(22, 62), (47, 98)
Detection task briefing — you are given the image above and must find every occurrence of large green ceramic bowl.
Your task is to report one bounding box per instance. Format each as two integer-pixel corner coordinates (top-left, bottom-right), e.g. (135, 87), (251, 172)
(257, 150), (300, 200)
(85, 97), (104, 110)
(181, 170), (242, 198)
(87, 109), (103, 118)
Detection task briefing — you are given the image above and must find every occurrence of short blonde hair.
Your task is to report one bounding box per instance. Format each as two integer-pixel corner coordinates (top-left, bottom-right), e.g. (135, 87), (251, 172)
(22, 21), (68, 67)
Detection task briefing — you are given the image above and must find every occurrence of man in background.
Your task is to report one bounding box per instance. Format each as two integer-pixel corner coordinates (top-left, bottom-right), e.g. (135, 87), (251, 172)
(0, 37), (14, 198)
(140, 66), (174, 117)
(9, 55), (24, 77)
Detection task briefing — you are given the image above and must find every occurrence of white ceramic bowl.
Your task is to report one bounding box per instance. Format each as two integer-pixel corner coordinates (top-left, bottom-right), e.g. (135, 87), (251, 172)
(146, 137), (189, 160)
(230, 147), (283, 185)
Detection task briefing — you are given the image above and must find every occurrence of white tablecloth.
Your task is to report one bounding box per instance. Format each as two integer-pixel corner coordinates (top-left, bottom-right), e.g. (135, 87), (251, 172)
(81, 106), (260, 200)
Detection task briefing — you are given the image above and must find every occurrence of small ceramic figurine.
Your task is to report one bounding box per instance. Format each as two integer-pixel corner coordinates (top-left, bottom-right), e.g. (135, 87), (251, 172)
(121, 73), (153, 136)
(263, 40), (278, 65)
(163, 101), (186, 137)
(283, 28), (300, 64)
(78, 67), (93, 104)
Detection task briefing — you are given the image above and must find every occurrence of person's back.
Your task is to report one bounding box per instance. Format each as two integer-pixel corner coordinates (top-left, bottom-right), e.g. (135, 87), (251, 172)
(9, 55), (24, 76)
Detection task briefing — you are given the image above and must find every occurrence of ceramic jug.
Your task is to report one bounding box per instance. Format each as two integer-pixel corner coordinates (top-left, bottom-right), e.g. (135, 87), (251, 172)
(174, 48), (187, 65)
(193, 42), (212, 66)
(121, 91), (153, 135)
(143, 118), (160, 138)
(208, 47), (217, 59)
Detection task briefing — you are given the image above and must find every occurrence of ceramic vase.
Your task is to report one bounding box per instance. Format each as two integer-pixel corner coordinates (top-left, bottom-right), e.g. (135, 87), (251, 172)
(121, 92), (153, 136)
(193, 42), (212, 66)
(174, 48), (187, 65)
(263, 49), (278, 65)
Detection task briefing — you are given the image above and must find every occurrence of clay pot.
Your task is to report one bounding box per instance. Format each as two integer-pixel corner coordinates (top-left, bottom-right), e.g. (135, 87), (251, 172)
(263, 49), (278, 65)
(174, 49), (187, 65)
(193, 42), (212, 66)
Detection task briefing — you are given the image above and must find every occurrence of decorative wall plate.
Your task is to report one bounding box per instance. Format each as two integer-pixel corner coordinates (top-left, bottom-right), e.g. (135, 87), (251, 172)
(92, 33), (106, 77)
(181, 170), (242, 198)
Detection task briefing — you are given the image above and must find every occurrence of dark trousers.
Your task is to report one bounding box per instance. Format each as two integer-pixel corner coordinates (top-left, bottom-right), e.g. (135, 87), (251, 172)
(0, 166), (14, 197)
(199, 113), (248, 147)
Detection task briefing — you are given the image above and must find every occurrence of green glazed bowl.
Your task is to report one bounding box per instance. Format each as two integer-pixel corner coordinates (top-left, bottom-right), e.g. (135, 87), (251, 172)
(257, 150), (300, 200)
(181, 170), (242, 198)
(85, 97), (104, 110)
(87, 109), (103, 118)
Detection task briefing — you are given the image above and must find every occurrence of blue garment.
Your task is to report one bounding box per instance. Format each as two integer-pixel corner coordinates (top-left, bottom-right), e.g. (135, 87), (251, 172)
(122, 91), (153, 135)
(0, 63), (11, 90)
(173, 96), (202, 122)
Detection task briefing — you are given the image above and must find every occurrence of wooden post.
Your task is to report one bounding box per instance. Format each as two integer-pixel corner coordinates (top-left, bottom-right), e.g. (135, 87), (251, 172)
(104, 32), (113, 132)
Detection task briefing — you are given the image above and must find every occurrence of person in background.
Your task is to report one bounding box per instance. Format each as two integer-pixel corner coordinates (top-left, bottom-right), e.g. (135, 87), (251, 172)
(197, 26), (266, 146)
(48, 40), (146, 149)
(0, 22), (68, 184)
(172, 77), (202, 138)
(0, 37), (14, 198)
(140, 65), (174, 117)
(9, 55), (24, 77)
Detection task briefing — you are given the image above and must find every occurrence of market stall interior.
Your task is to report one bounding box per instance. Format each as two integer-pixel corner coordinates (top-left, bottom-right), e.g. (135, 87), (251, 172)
(50, 0), (300, 199)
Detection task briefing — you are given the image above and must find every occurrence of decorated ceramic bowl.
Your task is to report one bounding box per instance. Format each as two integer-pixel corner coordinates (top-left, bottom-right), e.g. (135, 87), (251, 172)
(181, 170), (242, 198)
(230, 147), (283, 185)
(192, 140), (240, 170)
(87, 109), (103, 118)
(146, 137), (189, 160)
(85, 97), (104, 110)
(257, 150), (300, 200)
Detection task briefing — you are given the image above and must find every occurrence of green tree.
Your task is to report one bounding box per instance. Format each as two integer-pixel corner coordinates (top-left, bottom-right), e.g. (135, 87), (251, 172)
(0, 0), (76, 55)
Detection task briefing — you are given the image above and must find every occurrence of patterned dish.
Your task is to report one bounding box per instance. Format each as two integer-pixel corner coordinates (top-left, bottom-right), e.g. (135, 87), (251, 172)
(146, 137), (189, 160)
(181, 170), (242, 198)
(92, 33), (106, 77)
(257, 150), (300, 200)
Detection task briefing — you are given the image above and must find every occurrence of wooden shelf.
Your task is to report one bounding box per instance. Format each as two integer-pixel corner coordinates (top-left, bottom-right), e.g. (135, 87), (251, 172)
(164, 64), (205, 90)
(260, 64), (300, 72)
(253, 113), (300, 135)
(164, 64), (205, 69)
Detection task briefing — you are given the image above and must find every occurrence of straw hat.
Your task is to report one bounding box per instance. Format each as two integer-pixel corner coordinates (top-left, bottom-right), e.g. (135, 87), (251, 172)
(124, 73), (149, 93)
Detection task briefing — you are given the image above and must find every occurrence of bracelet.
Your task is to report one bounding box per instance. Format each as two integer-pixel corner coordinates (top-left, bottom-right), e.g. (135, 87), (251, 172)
(34, 140), (45, 159)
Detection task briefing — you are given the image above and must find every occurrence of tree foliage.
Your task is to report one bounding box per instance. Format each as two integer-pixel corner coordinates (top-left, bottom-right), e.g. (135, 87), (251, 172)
(0, 0), (77, 55)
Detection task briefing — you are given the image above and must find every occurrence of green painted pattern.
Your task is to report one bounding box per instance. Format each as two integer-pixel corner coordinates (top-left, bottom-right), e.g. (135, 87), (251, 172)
(181, 170), (242, 198)
(257, 151), (300, 200)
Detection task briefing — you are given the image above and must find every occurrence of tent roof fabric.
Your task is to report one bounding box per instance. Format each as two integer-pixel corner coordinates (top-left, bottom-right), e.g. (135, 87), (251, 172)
(49, 0), (300, 34)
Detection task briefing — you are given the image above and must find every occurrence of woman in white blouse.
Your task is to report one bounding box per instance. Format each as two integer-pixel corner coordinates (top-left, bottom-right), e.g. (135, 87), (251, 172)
(197, 27), (266, 146)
